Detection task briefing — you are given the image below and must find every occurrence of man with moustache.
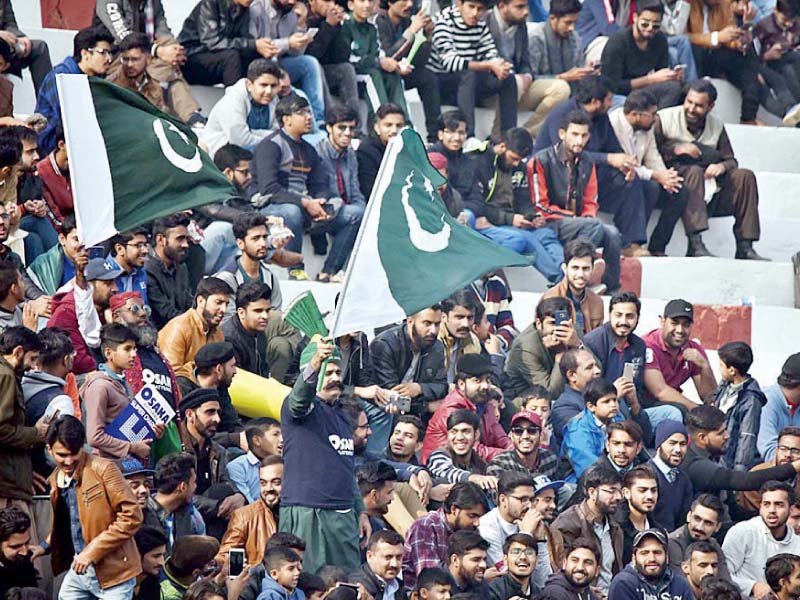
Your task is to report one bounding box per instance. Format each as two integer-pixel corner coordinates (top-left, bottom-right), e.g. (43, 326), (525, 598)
(158, 277), (232, 379)
(280, 339), (371, 573)
(538, 538), (601, 600)
(371, 305), (448, 430)
(608, 528), (694, 600)
(765, 554), (800, 600)
(350, 530), (407, 600)
(221, 281), (273, 378)
(742, 427), (800, 512)
(488, 532), (541, 600)
(667, 494), (731, 581)
(146, 213), (192, 329)
(422, 353), (512, 464)
(110, 292), (181, 413)
(445, 530), (490, 594)
(488, 411), (561, 482)
(437, 291), (482, 383)
(479, 472), (540, 567)
(616, 466), (665, 564)
(106, 229), (150, 306)
(646, 420), (693, 531)
(681, 541), (722, 598)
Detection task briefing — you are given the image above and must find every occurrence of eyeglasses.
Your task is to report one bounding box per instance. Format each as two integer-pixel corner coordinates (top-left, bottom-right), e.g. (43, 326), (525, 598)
(233, 167), (251, 176)
(126, 242), (150, 250)
(598, 487), (622, 496)
(511, 426), (541, 436)
(638, 19), (662, 29)
(89, 47), (114, 57)
(126, 303), (152, 317)
(778, 445), (800, 457)
(120, 55), (145, 65)
(508, 495), (534, 504)
(293, 108), (313, 117)
(508, 548), (537, 557)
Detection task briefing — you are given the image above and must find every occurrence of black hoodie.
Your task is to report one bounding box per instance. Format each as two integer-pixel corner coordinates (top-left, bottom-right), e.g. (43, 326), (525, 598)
(536, 572), (599, 600)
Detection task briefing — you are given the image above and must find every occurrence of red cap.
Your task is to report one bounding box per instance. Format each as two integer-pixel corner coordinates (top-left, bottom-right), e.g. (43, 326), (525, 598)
(427, 152), (448, 171)
(510, 411), (542, 428)
(110, 291), (142, 312)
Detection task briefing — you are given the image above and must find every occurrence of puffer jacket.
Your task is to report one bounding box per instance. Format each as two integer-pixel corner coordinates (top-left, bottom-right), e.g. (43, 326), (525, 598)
(48, 454), (143, 589)
(178, 0), (255, 55)
(713, 377), (767, 472)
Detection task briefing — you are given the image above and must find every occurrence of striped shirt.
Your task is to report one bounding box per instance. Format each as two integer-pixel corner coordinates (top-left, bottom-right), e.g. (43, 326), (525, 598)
(429, 4), (499, 73)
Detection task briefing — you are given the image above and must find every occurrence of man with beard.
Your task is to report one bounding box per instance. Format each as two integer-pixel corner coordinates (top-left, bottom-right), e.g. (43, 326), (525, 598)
(609, 91), (687, 257)
(479, 472), (539, 567)
(107, 33), (168, 113)
(351, 530), (407, 600)
(723, 481), (800, 598)
(643, 299), (717, 411)
(538, 538), (601, 600)
(178, 342), (243, 450)
(654, 79), (766, 260)
(403, 482), (489, 588)
(667, 494), (730, 581)
(646, 420), (693, 532)
(616, 466), (665, 564)
(445, 530), (489, 594)
(607, 528), (694, 599)
(488, 533), (541, 600)
(178, 388), (246, 539)
(279, 339), (370, 573)
(585, 291), (681, 435)
(106, 228), (149, 306)
(765, 554), (800, 600)
(438, 291), (482, 384)
(371, 305), (448, 430)
(145, 213), (192, 329)
(469, 128), (565, 286)
(527, 112), (622, 294)
(357, 461), (398, 534)
(488, 411), (561, 483)
(552, 465), (624, 595)
(422, 354), (511, 464)
(158, 277), (232, 379)
(48, 257), (121, 375)
(741, 427), (800, 512)
(356, 103), (406, 199)
(0, 507), (39, 598)
(681, 405), (800, 503)
(218, 455), (281, 568)
(110, 292), (181, 413)
(681, 541), (722, 598)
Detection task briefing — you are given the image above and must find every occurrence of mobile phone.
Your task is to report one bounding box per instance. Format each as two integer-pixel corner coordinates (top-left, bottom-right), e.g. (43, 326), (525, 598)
(229, 548), (245, 579)
(87, 245), (105, 260)
(673, 64), (686, 71)
(623, 362), (636, 381)
(323, 203), (335, 216)
(524, 212), (538, 222)
(306, 27), (319, 38)
(554, 309), (570, 326)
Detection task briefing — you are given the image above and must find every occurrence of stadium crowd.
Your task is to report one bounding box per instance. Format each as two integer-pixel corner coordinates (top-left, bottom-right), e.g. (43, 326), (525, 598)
(0, 0), (797, 598)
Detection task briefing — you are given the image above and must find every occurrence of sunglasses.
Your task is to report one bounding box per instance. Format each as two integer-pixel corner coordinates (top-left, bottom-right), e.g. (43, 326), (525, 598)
(511, 426), (541, 435)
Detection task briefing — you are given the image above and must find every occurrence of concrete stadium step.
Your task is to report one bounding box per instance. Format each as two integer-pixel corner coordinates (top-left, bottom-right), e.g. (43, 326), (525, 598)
(727, 125), (800, 174)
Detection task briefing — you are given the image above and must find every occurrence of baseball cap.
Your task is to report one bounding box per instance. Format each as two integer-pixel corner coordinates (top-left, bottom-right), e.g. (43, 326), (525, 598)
(632, 528), (668, 549)
(511, 411), (542, 428)
(85, 258), (123, 281)
(663, 299), (693, 322)
(532, 474), (565, 496)
(117, 457), (154, 478)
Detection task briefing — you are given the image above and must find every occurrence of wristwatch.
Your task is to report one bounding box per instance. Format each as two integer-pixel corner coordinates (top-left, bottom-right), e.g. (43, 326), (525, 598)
(711, 31), (720, 47)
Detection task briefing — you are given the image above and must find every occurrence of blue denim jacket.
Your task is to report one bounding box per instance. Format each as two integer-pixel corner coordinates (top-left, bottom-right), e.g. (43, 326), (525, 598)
(315, 137), (366, 207)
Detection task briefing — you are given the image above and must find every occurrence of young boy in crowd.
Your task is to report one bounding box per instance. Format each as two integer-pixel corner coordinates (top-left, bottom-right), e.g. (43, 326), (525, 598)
(713, 341), (767, 471)
(340, 0), (409, 121)
(82, 323), (153, 461)
(411, 567), (453, 600)
(258, 546), (305, 600)
(562, 378), (622, 480)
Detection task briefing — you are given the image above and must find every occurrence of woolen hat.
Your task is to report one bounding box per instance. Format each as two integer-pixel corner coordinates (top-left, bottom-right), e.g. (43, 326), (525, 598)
(194, 342), (235, 370)
(781, 353), (800, 380)
(654, 419), (688, 449)
(180, 388), (220, 415)
(455, 353), (493, 378)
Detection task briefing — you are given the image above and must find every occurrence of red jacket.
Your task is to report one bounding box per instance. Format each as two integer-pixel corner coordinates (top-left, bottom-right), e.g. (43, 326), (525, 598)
(420, 389), (513, 464)
(36, 152), (73, 227)
(47, 290), (97, 374)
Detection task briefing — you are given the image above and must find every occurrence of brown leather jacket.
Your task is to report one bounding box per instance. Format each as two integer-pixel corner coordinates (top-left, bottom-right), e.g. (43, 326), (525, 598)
(551, 501), (624, 575)
(541, 278), (604, 335)
(47, 453), (143, 589)
(157, 308), (225, 379)
(217, 499), (277, 567)
(687, 0), (736, 48)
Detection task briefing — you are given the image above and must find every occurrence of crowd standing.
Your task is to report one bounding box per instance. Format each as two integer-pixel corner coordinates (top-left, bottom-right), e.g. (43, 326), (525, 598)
(0, 0), (797, 598)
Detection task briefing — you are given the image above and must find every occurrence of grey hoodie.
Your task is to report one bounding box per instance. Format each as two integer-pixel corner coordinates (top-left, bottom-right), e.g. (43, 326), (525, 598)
(0, 305), (21, 334)
(21, 370), (74, 421)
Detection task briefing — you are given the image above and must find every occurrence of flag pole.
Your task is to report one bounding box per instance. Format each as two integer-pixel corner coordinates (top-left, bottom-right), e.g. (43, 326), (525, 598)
(329, 127), (409, 338)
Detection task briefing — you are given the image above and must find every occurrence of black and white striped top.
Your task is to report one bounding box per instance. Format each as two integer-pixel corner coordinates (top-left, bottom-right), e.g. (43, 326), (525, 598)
(428, 4), (499, 73)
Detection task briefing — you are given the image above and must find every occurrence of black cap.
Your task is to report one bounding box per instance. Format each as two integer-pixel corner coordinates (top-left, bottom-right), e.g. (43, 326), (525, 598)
(781, 353), (800, 381)
(455, 353), (493, 378)
(194, 342), (235, 370)
(632, 528), (668, 549)
(180, 388), (220, 415)
(663, 299), (693, 322)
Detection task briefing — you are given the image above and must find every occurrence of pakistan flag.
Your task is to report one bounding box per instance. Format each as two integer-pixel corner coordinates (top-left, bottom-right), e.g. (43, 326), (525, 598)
(56, 75), (236, 247)
(331, 127), (533, 338)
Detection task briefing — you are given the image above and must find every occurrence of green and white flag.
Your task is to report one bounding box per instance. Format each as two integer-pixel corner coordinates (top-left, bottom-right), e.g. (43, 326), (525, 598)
(330, 127), (532, 338)
(56, 74), (237, 247)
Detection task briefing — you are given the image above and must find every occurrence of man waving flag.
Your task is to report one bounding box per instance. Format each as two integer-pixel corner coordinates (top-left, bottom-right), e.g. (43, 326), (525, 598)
(331, 127), (532, 338)
(56, 74), (236, 247)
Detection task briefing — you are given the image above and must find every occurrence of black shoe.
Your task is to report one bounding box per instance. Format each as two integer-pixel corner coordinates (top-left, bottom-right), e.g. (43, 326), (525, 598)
(735, 240), (771, 261)
(686, 233), (714, 257)
(187, 112), (207, 127)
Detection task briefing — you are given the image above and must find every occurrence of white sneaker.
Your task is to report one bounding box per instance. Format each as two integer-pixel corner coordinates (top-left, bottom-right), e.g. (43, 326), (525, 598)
(784, 102), (800, 126)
